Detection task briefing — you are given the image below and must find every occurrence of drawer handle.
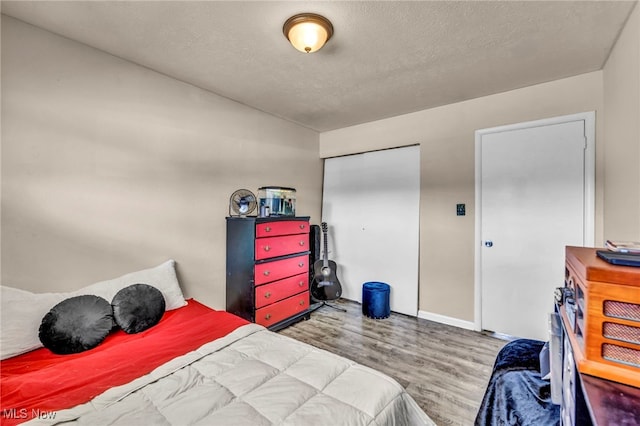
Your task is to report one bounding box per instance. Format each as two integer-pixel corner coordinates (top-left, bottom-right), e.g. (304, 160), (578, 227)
(299, 241), (305, 246)
(299, 300), (305, 306)
(265, 292), (272, 299)
(299, 224), (306, 229)
(298, 262), (305, 268)
(265, 226), (271, 232)
(298, 281), (305, 287)
(263, 271), (270, 276)
(265, 313), (272, 320)
(264, 245), (271, 252)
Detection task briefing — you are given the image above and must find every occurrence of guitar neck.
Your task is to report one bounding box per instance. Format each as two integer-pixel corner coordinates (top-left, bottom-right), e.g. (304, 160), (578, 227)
(322, 223), (329, 268)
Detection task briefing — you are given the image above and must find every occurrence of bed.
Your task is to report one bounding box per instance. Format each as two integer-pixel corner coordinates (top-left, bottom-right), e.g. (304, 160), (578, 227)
(1, 261), (433, 425)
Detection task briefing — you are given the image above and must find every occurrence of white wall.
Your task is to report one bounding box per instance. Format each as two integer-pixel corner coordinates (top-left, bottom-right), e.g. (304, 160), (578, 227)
(603, 3), (640, 241)
(320, 72), (605, 323)
(1, 15), (323, 309)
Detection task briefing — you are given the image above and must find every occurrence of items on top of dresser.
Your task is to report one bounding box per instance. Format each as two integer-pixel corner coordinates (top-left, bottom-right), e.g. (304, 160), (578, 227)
(258, 187), (296, 217)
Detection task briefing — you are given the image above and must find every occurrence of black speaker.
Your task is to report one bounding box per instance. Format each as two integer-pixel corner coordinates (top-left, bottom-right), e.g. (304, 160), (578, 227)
(309, 224), (321, 270)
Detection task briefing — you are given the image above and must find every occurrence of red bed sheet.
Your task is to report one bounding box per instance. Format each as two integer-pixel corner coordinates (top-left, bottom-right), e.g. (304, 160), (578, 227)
(1, 299), (249, 425)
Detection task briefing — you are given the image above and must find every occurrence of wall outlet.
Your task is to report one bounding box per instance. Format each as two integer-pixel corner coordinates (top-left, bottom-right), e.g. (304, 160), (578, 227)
(456, 204), (466, 216)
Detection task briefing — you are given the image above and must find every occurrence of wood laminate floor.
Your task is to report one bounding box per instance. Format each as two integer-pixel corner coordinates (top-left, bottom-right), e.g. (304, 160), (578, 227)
(278, 299), (509, 426)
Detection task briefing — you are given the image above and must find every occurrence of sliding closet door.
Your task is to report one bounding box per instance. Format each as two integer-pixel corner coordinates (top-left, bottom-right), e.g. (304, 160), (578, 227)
(322, 145), (420, 316)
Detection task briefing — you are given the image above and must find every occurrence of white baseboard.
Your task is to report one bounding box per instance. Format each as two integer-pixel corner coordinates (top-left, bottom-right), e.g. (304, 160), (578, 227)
(417, 310), (477, 331)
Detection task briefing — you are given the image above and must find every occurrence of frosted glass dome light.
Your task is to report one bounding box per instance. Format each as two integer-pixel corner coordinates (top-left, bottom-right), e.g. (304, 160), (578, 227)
(283, 13), (333, 53)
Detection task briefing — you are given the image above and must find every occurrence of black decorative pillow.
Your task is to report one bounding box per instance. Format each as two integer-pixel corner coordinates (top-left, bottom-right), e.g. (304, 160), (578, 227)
(39, 295), (115, 355)
(112, 284), (165, 334)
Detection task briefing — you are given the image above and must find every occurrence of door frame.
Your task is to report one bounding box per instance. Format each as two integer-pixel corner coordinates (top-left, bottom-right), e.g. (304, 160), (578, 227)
(473, 112), (595, 332)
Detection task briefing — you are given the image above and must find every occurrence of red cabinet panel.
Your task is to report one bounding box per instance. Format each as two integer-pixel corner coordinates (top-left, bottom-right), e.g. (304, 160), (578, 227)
(255, 272), (309, 309)
(255, 291), (310, 328)
(256, 220), (309, 238)
(254, 254), (308, 286)
(255, 234), (308, 261)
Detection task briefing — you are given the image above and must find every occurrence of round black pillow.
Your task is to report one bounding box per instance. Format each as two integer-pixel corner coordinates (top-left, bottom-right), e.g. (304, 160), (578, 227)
(39, 295), (115, 355)
(112, 284), (165, 334)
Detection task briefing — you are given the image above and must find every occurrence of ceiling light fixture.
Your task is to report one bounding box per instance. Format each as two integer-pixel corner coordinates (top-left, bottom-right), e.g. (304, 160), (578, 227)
(283, 13), (333, 53)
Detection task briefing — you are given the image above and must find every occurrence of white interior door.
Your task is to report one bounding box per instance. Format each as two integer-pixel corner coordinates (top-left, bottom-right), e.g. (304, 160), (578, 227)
(476, 113), (594, 340)
(322, 146), (420, 316)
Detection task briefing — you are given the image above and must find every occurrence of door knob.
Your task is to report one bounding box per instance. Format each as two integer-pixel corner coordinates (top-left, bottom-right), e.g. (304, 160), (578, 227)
(485, 240), (493, 248)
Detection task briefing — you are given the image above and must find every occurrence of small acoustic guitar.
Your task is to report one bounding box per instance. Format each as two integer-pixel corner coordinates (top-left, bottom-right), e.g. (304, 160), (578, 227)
(310, 222), (342, 301)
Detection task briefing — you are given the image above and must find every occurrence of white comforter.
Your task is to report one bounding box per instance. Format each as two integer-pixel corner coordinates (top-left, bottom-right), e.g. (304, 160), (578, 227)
(26, 324), (434, 425)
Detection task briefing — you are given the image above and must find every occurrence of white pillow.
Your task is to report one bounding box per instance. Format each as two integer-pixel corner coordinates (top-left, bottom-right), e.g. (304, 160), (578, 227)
(0, 259), (186, 360)
(1, 286), (68, 360)
(77, 260), (186, 311)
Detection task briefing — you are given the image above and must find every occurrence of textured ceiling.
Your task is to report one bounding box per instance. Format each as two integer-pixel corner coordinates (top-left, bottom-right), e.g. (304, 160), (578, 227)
(1, 1), (636, 132)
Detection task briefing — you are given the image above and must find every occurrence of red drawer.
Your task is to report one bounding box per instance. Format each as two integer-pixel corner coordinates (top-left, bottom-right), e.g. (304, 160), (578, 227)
(255, 272), (309, 309)
(255, 291), (309, 328)
(255, 234), (308, 260)
(254, 254), (308, 285)
(256, 220), (309, 238)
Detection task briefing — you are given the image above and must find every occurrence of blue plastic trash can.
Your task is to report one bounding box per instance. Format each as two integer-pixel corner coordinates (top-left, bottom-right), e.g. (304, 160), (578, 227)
(362, 282), (391, 319)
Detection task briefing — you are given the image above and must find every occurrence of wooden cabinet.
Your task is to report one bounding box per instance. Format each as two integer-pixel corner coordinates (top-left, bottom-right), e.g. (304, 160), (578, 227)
(559, 246), (640, 425)
(226, 216), (311, 331)
(563, 246), (640, 387)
